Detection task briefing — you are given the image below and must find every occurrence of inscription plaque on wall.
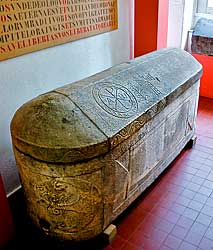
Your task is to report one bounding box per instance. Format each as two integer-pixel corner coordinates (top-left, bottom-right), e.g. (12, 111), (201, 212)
(0, 0), (118, 61)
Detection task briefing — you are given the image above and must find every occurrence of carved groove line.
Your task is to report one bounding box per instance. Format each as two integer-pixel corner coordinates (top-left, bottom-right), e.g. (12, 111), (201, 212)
(115, 160), (131, 199)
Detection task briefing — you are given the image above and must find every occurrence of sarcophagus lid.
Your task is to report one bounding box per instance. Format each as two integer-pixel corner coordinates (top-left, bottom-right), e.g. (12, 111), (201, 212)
(11, 48), (202, 164)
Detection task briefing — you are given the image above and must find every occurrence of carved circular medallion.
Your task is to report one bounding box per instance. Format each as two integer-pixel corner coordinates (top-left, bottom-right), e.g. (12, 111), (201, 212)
(93, 82), (138, 118)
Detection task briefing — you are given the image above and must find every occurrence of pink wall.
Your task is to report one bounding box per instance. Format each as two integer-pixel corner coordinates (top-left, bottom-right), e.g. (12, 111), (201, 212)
(157, 0), (169, 49)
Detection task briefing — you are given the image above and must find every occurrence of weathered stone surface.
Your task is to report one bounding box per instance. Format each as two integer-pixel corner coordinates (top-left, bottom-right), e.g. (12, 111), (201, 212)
(192, 18), (213, 56)
(11, 92), (109, 163)
(10, 48), (202, 241)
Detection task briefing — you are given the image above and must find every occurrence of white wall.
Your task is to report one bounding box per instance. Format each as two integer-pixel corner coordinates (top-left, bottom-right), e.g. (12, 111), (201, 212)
(128, 0), (135, 59)
(197, 0), (208, 12)
(167, 0), (185, 48)
(181, 0), (196, 49)
(167, 0), (198, 50)
(0, 0), (131, 195)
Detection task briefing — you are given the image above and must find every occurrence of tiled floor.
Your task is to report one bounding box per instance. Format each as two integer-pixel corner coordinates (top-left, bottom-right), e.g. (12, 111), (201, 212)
(105, 97), (213, 250)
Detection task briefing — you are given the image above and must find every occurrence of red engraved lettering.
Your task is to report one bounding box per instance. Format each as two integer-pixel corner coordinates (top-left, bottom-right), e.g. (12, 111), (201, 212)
(32, 38), (37, 45)
(0, 46), (6, 53)
(0, 15), (7, 22)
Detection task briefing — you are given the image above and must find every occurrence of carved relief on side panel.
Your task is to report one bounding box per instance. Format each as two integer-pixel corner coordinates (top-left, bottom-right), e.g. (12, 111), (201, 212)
(112, 151), (130, 212)
(110, 115), (147, 147)
(110, 100), (166, 148)
(129, 122), (165, 193)
(14, 149), (103, 240)
(164, 101), (189, 150)
(185, 93), (199, 135)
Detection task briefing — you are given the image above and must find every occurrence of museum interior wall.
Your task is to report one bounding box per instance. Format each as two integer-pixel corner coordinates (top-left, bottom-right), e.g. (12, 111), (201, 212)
(167, 0), (185, 48)
(157, 0), (169, 50)
(0, 0), (132, 196)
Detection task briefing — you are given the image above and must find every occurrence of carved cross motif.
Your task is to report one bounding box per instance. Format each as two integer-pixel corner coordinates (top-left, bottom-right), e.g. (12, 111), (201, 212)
(93, 82), (138, 118)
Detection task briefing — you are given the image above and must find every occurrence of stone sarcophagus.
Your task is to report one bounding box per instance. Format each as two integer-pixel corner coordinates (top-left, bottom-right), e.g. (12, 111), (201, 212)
(11, 48), (202, 242)
(192, 18), (213, 56)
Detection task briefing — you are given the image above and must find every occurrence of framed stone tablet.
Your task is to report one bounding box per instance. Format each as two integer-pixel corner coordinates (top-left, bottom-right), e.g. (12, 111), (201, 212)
(0, 0), (118, 61)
